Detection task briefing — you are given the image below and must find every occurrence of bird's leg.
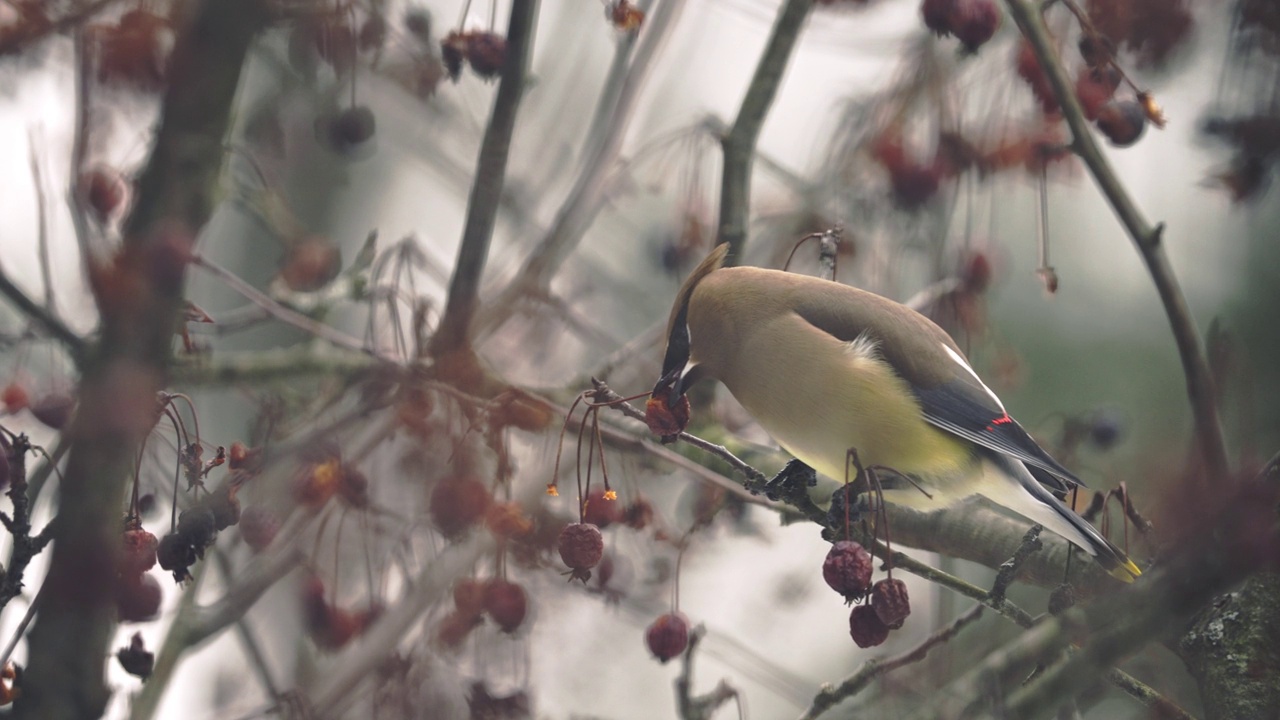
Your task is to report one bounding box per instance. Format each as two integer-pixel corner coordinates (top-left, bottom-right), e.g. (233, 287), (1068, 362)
(760, 458), (818, 503)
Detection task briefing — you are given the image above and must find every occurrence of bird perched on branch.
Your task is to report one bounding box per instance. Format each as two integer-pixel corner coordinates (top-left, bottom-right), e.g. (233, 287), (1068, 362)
(651, 244), (1140, 582)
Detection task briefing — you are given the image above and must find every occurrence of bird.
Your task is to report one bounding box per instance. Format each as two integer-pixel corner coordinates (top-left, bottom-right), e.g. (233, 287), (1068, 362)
(651, 244), (1141, 582)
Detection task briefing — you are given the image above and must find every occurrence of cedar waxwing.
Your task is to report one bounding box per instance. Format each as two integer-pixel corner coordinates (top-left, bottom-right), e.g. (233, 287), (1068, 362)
(653, 245), (1141, 582)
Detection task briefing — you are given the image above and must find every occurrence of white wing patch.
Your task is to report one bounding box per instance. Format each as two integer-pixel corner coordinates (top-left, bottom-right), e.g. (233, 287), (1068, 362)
(942, 343), (1006, 412)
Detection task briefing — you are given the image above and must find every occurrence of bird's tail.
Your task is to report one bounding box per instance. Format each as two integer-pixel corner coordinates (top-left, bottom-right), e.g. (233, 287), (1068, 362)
(982, 454), (1142, 582)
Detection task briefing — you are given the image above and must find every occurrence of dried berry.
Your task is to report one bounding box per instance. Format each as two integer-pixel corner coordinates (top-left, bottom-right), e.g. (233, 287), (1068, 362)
(281, 236), (342, 292)
(435, 610), (480, 649)
(429, 475), (492, 539)
(951, 0), (1000, 51)
(117, 573), (162, 622)
(206, 484), (240, 531)
(848, 604), (890, 648)
(177, 507), (217, 550)
(1095, 98), (1147, 147)
(889, 162), (942, 209)
(157, 532), (196, 582)
(870, 578), (911, 628)
(116, 632), (154, 680)
(558, 522), (604, 582)
(608, 1), (645, 31)
(645, 386), (690, 442)
(1, 383), (28, 412)
(29, 392), (74, 430)
(441, 31), (468, 81)
(921, 0), (956, 35)
(822, 541), (874, 602)
(622, 495), (655, 530)
(294, 458), (342, 509)
(645, 612), (689, 663)
(453, 578), (487, 618)
(482, 579), (528, 633)
(404, 10), (431, 40)
(358, 14), (387, 52)
(121, 528), (159, 576)
(1075, 66), (1121, 120)
(1077, 34), (1114, 68)
(238, 506), (279, 552)
(466, 32), (506, 78)
(582, 489), (621, 529)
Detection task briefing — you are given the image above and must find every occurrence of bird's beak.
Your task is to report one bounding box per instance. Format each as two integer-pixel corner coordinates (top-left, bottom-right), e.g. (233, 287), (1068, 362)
(652, 366), (684, 408)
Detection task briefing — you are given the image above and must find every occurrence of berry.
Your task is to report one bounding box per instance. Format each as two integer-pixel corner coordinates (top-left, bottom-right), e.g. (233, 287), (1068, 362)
(1095, 99), (1147, 147)
(1077, 34), (1114, 69)
(453, 578), (487, 618)
(889, 162), (942, 209)
(1088, 409), (1124, 449)
(870, 578), (911, 628)
(429, 475), (492, 539)
(849, 604), (890, 648)
(121, 528), (159, 576)
(96, 9), (171, 91)
(117, 573), (162, 622)
(80, 168), (129, 224)
(157, 532), (196, 581)
(293, 458), (342, 509)
(1075, 66), (1121, 120)
(950, 0), (1000, 52)
(582, 489), (621, 529)
(921, 0), (956, 35)
(403, 10), (431, 41)
(645, 612), (690, 663)
(441, 31), (468, 81)
(206, 484), (241, 531)
(281, 236), (341, 292)
(1, 383), (28, 412)
(645, 386), (690, 442)
(327, 105), (377, 152)
(177, 507), (217, 550)
(116, 633), (153, 679)
(485, 501), (533, 539)
(466, 32), (506, 79)
(435, 610), (480, 649)
(338, 465), (370, 508)
(557, 523), (604, 582)
(822, 541), (874, 602)
(622, 495), (654, 530)
(29, 392), (74, 430)
(482, 579), (528, 633)
(238, 507), (279, 552)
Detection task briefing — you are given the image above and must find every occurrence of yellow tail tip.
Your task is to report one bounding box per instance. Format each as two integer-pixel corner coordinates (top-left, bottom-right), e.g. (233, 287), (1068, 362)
(1109, 558), (1143, 583)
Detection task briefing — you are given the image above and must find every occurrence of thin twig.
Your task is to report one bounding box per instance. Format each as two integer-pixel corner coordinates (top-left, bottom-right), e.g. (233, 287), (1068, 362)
(26, 133), (56, 312)
(1002, 0), (1229, 482)
(717, 0), (814, 262)
(800, 603), (985, 720)
(0, 268), (86, 362)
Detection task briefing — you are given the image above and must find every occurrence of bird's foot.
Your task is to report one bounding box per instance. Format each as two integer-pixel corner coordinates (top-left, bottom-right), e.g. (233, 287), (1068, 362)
(759, 459), (818, 503)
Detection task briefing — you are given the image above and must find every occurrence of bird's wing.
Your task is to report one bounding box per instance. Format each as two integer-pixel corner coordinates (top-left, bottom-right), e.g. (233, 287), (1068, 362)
(790, 284), (1081, 492)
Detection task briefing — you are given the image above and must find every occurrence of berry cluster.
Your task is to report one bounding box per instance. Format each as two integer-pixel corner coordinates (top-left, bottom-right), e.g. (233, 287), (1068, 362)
(822, 539), (914, 648)
(436, 576), (529, 648)
(157, 483), (240, 583)
(117, 520), (161, 622)
(303, 575), (383, 650)
(441, 30), (507, 82)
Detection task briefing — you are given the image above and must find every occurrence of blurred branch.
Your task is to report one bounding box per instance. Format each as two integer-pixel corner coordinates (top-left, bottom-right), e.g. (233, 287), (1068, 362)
(429, 0), (540, 356)
(473, 0), (687, 338)
(0, 267), (86, 363)
(15, 1), (270, 717)
(1002, 0), (1228, 483)
(676, 625), (741, 720)
(26, 136), (56, 312)
(0, 0), (121, 56)
(717, 0), (814, 262)
(170, 345), (374, 387)
(800, 603), (985, 720)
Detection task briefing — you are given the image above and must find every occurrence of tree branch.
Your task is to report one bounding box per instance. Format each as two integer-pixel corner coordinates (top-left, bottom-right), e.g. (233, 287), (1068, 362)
(0, 268), (86, 362)
(1001, 0), (1228, 482)
(429, 0), (540, 356)
(717, 0), (813, 262)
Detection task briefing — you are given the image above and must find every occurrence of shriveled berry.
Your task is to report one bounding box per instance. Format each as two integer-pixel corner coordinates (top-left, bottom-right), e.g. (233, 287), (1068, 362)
(482, 579), (528, 633)
(1078, 34), (1114, 68)
(849, 604), (890, 648)
(116, 632), (154, 679)
(312, 605), (361, 650)
(870, 578), (911, 628)
(645, 386), (690, 442)
(582, 489), (621, 529)
(177, 507), (217, 550)
(558, 522), (604, 582)
(822, 541), (873, 602)
(466, 32), (506, 78)
(645, 612), (690, 663)
(1095, 99), (1147, 147)
(429, 475), (492, 539)
(453, 578), (487, 618)
(156, 532), (195, 581)
(921, 0), (956, 35)
(121, 528), (159, 576)
(1, 383), (28, 412)
(206, 484), (240, 530)
(338, 465), (370, 508)
(1075, 66), (1121, 120)
(117, 573), (162, 622)
(622, 495), (654, 530)
(950, 0), (1000, 52)
(441, 31), (468, 81)
(29, 392), (74, 430)
(889, 162), (942, 209)
(238, 507), (279, 552)
(358, 14), (387, 51)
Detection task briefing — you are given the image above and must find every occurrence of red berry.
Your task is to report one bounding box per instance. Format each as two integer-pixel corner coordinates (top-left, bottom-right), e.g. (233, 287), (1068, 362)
(822, 541), (873, 602)
(29, 392), (74, 430)
(849, 604), (890, 648)
(117, 573), (162, 622)
(280, 236), (341, 292)
(238, 507), (279, 552)
(581, 489), (621, 529)
(482, 579), (528, 633)
(80, 168), (129, 224)
(870, 578), (911, 628)
(435, 610), (481, 649)
(622, 495), (655, 530)
(293, 458), (342, 509)
(1, 383), (28, 412)
(1075, 67), (1120, 120)
(466, 32), (506, 79)
(645, 612), (690, 663)
(430, 475), (492, 539)
(961, 251), (992, 293)
(121, 528), (159, 576)
(441, 31), (468, 81)
(921, 0), (956, 35)
(889, 162), (942, 209)
(558, 523), (604, 582)
(950, 0), (1000, 52)
(1095, 98), (1147, 147)
(326, 105), (377, 152)
(453, 578), (487, 618)
(645, 386), (690, 441)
